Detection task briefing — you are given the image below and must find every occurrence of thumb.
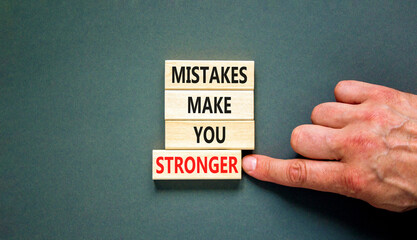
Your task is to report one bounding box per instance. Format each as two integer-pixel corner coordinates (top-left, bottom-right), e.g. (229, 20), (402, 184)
(242, 154), (349, 193)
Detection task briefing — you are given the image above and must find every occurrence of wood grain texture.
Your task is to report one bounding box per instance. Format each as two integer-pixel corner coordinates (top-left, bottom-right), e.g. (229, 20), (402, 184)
(165, 90), (254, 120)
(165, 60), (254, 90)
(152, 150), (241, 180)
(165, 121), (255, 150)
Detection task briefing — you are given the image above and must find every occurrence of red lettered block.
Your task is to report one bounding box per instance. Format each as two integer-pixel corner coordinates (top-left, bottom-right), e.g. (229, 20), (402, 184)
(152, 150), (241, 180)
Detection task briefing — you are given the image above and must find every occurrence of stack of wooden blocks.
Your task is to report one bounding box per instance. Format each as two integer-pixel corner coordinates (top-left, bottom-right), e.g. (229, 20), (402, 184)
(153, 60), (255, 180)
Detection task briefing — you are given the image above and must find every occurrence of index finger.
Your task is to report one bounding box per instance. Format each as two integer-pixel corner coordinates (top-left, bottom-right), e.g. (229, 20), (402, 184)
(243, 154), (364, 198)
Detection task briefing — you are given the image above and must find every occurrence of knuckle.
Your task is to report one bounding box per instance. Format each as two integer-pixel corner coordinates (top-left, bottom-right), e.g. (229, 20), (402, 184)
(358, 107), (388, 123)
(262, 158), (273, 180)
(325, 133), (342, 159)
(393, 93), (409, 107)
(344, 132), (379, 153)
(405, 92), (417, 107)
(257, 157), (279, 183)
(379, 88), (398, 101)
(357, 104), (405, 128)
(340, 169), (365, 198)
(286, 159), (307, 186)
(372, 87), (403, 105)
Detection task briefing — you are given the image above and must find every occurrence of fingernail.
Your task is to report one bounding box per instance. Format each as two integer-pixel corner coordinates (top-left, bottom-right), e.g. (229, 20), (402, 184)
(243, 156), (257, 172)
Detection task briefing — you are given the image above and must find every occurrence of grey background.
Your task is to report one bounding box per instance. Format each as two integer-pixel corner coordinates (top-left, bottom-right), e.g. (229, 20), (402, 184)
(1, 1), (417, 239)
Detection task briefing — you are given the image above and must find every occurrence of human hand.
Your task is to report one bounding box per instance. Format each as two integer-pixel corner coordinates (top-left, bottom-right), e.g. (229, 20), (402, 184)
(243, 80), (417, 212)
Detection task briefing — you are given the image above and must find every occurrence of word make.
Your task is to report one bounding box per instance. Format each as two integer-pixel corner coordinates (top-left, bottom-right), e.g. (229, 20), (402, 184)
(165, 90), (253, 120)
(188, 96), (232, 114)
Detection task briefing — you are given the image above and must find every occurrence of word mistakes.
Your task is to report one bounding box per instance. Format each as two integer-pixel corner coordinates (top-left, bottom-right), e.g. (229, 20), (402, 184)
(165, 60), (254, 90)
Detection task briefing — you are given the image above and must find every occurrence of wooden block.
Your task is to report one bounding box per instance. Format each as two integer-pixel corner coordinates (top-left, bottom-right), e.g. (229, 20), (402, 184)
(165, 60), (254, 90)
(165, 121), (255, 150)
(165, 90), (254, 120)
(152, 150), (241, 180)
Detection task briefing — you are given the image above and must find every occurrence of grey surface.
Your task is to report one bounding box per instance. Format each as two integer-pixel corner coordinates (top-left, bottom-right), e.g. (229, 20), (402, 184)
(1, 1), (417, 239)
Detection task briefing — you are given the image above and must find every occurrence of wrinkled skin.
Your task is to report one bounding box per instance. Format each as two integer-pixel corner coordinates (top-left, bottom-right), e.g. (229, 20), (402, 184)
(243, 80), (417, 212)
